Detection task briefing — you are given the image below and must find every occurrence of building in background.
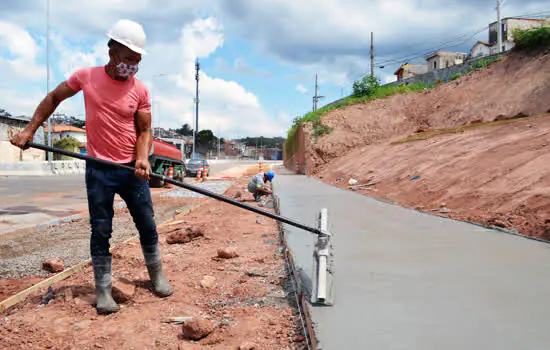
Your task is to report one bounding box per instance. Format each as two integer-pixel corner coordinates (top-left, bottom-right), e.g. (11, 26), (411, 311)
(471, 41), (492, 58)
(394, 63), (428, 81)
(425, 51), (468, 72)
(488, 17), (548, 54)
(44, 125), (87, 154)
(0, 113), (45, 163)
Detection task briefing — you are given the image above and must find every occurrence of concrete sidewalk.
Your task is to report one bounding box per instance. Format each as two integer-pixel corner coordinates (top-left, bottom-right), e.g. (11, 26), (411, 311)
(275, 173), (550, 350)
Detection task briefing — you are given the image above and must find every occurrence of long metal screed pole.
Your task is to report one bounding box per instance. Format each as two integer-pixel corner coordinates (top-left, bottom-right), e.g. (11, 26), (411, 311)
(26, 141), (327, 236)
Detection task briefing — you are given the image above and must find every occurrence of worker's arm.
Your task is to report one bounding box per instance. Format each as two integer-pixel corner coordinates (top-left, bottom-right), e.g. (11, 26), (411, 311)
(134, 110), (153, 181)
(10, 82), (79, 149)
(257, 185), (273, 195)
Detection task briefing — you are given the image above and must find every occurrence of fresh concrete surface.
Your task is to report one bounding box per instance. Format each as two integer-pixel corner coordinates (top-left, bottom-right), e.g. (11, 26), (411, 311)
(274, 174), (550, 350)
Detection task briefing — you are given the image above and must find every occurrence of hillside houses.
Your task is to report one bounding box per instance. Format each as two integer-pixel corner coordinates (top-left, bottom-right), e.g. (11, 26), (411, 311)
(394, 16), (549, 81)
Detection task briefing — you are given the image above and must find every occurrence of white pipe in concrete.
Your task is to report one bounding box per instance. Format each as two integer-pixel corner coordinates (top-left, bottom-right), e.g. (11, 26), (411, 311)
(317, 208), (329, 301)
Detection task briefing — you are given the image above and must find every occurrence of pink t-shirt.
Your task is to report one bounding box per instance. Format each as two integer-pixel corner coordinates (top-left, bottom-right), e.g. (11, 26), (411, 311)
(66, 66), (151, 164)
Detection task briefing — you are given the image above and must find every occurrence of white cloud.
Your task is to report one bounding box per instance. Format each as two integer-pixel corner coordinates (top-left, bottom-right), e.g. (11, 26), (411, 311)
(50, 34), (108, 79)
(295, 84), (307, 94)
(0, 88), (44, 116)
(139, 17), (287, 137)
(0, 21), (46, 81)
(215, 57), (272, 77)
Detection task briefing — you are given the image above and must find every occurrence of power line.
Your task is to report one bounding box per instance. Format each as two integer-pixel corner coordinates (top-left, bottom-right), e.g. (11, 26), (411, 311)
(509, 9), (550, 19)
(317, 9), (550, 107)
(348, 25), (488, 82)
(373, 25), (489, 67)
(375, 26), (488, 66)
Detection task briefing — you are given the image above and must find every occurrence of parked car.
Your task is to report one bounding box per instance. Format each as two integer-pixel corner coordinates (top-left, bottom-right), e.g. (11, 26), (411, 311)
(186, 159), (210, 177)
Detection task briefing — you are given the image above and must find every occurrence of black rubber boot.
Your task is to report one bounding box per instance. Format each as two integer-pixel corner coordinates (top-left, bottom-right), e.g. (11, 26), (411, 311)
(91, 255), (120, 315)
(142, 244), (173, 297)
(146, 261), (173, 297)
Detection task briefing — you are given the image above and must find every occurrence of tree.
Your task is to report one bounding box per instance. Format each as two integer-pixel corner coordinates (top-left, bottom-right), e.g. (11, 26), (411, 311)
(197, 129), (216, 149)
(72, 119), (85, 128)
(173, 123), (194, 136)
(0, 108), (12, 117)
(53, 136), (82, 160)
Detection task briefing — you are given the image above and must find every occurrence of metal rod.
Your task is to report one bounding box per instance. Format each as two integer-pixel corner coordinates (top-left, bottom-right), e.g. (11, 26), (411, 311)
(26, 141), (322, 235)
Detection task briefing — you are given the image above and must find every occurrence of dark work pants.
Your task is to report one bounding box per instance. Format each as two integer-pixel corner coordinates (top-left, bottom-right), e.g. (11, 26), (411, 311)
(85, 161), (158, 257)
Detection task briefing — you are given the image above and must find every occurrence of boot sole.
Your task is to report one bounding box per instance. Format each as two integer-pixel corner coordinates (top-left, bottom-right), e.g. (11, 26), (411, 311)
(96, 307), (120, 315)
(152, 289), (173, 298)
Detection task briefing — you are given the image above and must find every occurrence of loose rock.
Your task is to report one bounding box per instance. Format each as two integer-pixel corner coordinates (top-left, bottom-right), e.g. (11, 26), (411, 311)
(182, 318), (215, 340)
(200, 276), (216, 289)
(293, 335), (306, 342)
(167, 227), (204, 245)
(42, 258), (65, 273)
(217, 247), (239, 259)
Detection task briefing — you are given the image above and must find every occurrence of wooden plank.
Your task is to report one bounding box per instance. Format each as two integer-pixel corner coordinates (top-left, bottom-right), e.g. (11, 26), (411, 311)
(0, 260), (89, 313)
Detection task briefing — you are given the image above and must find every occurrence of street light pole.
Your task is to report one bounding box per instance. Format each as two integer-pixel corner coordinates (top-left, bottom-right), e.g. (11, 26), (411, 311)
(151, 73), (165, 138)
(193, 60), (200, 158)
(46, 0), (52, 165)
(497, 0), (502, 54)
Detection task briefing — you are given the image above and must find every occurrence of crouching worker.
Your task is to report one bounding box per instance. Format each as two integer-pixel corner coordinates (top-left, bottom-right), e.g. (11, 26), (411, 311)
(248, 171), (275, 202)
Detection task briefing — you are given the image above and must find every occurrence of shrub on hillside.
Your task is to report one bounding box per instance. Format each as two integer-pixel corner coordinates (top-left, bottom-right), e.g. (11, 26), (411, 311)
(450, 73), (462, 81)
(513, 27), (550, 51)
(352, 75), (381, 98)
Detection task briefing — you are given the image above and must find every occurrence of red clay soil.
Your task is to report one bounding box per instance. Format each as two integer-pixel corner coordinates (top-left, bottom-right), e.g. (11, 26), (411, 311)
(305, 48), (550, 240)
(0, 179), (305, 350)
(0, 277), (44, 304)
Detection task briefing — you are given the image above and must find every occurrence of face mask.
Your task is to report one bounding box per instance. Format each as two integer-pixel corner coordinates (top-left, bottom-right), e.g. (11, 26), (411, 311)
(116, 62), (139, 79)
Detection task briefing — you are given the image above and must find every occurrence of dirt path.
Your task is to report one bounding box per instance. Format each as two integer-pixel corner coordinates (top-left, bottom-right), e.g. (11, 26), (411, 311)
(0, 178), (306, 349)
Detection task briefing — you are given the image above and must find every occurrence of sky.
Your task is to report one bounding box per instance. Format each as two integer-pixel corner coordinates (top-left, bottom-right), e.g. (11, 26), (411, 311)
(0, 0), (548, 139)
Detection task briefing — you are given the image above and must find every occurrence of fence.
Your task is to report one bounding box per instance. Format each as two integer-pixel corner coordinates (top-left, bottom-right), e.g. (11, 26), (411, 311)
(387, 54), (501, 87)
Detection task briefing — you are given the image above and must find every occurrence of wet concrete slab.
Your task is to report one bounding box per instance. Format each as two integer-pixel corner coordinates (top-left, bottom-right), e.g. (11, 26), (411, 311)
(275, 174), (550, 350)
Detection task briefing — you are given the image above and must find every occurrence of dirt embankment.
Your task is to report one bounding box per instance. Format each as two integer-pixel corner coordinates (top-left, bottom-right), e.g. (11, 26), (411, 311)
(305, 48), (550, 239)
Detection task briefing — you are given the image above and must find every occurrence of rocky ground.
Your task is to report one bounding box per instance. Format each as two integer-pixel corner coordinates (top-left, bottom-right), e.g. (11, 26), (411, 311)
(0, 177), (306, 349)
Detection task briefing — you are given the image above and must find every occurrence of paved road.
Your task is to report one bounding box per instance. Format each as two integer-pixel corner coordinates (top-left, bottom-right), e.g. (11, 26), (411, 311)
(0, 161), (247, 234)
(275, 173), (550, 350)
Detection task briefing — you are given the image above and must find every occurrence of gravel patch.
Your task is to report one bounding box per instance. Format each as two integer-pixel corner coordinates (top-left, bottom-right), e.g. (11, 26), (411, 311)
(161, 181), (233, 198)
(0, 199), (198, 278)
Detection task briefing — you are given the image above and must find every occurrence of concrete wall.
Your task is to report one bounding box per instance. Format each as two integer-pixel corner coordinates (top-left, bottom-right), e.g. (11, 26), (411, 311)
(388, 54), (501, 87)
(505, 18), (545, 41)
(0, 160), (86, 176)
(0, 119), (45, 163)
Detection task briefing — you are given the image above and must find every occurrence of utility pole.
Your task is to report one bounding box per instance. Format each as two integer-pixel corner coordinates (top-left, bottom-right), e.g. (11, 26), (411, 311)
(370, 32), (375, 77)
(313, 74), (325, 112)
(497, 0), (503, 53)
(193, 59), (200, 158)
(217, 122), (220, 160)
(46, 0), (52, 166)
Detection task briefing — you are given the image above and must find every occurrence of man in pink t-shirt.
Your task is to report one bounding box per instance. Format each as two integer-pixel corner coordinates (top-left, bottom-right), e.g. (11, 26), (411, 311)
(11, 19), (173, 315)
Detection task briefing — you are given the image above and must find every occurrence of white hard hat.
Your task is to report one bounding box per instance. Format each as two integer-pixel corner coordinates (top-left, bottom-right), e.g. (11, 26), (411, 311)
(106, 19), (147, 55)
